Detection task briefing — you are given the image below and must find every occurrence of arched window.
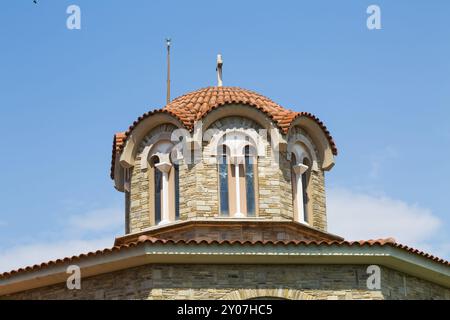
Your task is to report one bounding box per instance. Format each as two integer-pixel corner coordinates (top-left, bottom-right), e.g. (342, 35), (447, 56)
(290, 153), (298, 221)
(219, 145), (230, 216)
(290, 144), (311, 224)
(169, 151), (181, 221)
(244, 145), (256, 217)
(301, 157), (311, 222)
(154, 158), (162, 224)
(173, 163), (180, 220)
(148, 140), (180, 225)
(217, 134), (258, 217)
(149, 156), (162, 225)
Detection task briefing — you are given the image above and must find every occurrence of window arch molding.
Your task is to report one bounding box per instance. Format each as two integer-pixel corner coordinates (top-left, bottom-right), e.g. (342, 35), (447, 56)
(208, 127), (266, 160)
(211, 128), (260, 218)
(147, 139), (180, 226)
(287, 132), (319, 171)
(200, 104), (280, 136)
(287, 119), (335, 170)
(289, 142), (313, 225)
(119, 113), (184, 168)
(148, 139), (174, 161)
(140, 129), (183, 170)
(290, 142), (312, 166)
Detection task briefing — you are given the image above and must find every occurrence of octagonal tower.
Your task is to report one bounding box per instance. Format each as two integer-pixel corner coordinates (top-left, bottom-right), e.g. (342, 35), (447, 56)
(111, 86), (339, 244)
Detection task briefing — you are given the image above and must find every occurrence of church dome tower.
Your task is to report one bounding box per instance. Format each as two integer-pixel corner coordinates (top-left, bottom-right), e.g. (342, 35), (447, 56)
(2, 55), (448, 300)
(2, 82), (448, 301)
(111, 86), (340, 244)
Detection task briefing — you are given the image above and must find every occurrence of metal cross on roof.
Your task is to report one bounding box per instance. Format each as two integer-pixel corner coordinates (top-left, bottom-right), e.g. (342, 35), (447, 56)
(216, 54), (223, 87)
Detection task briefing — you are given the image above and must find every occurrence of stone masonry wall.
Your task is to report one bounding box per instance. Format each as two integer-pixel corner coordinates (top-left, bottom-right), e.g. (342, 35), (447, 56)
(192, 146), (219, 219)
(127, 118), (329, 234)
(129, 154), (148, 232)
(311, 170), (327, 231)
(151, 224), (324, 242)
(4, 264), (449, 300)
(129, 124), (175, 232)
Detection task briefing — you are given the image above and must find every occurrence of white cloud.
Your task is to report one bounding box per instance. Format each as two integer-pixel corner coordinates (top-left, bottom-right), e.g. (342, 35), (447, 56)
(0, 207), (123, 273)
(368, 146), (398, 179)
(68, 207), (123, 232)
(327, 187), (446, 257)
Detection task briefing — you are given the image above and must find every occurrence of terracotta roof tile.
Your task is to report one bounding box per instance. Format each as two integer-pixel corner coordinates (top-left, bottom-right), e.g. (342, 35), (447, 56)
(110, 132), (126, 179)
(1, 238), (448, 280)
(111, 87), (338, 179)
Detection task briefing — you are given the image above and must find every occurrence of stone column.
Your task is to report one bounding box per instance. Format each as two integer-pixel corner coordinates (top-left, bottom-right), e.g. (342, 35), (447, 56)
(231, 155), (245, 218)
(293, 163), (309, 224)
(155, 162), (172, 225)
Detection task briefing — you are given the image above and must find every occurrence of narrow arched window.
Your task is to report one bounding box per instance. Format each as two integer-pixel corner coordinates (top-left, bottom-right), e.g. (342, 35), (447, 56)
(290, 147), (310, 224)
(152, 157), (162, 225)
(302, 158), (310, 222)
(148, 139), (183, 226)
(290, 153), (298, 220)
(174, 163), (180, 220)
(217, 132), (259, 218)
(219, 145), (229, 216)
(245, 146), (256, 217)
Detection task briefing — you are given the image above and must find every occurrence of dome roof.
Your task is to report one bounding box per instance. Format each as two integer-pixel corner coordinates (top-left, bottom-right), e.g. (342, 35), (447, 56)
(111, 86), (337, 179)
(163, 86), (296, 131)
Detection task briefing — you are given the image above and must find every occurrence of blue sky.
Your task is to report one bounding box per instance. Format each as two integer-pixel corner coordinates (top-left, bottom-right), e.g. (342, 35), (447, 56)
(0, 0), (449, 271)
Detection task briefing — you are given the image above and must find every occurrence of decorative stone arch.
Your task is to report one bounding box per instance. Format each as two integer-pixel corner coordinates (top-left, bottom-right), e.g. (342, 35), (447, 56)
(288, 141), (314, 224)
(287, 132), (319, 172)
(204, 116), (263, 218)
(139, 125), (182, 171)
(290, 143), (311, 164)
(142, 140), (182, 226)
(119, 113), (185, 169)
(206, 127), (267, 161)
(288, 117), (335, 170)
(201, 104), (276, 131)
(196, 104), (286, 150)
(220, 288), (315, 300)
(208, 113), (264, 131)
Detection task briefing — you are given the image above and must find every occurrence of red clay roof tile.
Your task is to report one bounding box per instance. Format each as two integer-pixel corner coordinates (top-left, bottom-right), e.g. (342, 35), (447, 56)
(111, 87), (338, 179)
(110, 132), (126, 180)
(0, 238), (448, 280)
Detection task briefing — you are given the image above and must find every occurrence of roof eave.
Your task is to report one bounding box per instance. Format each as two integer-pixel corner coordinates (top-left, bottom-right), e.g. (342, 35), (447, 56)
(1, 242), (449, 296)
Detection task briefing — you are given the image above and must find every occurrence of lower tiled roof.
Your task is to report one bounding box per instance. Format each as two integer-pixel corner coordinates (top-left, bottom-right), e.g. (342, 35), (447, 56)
(0, 237), (448, 280)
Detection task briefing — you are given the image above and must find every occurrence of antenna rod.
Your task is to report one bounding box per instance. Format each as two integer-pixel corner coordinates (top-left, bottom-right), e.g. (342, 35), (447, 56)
(166, 38), (171, 104)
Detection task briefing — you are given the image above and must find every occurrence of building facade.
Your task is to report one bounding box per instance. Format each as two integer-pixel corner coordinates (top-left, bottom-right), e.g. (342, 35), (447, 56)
(1, 87), (449, 299)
